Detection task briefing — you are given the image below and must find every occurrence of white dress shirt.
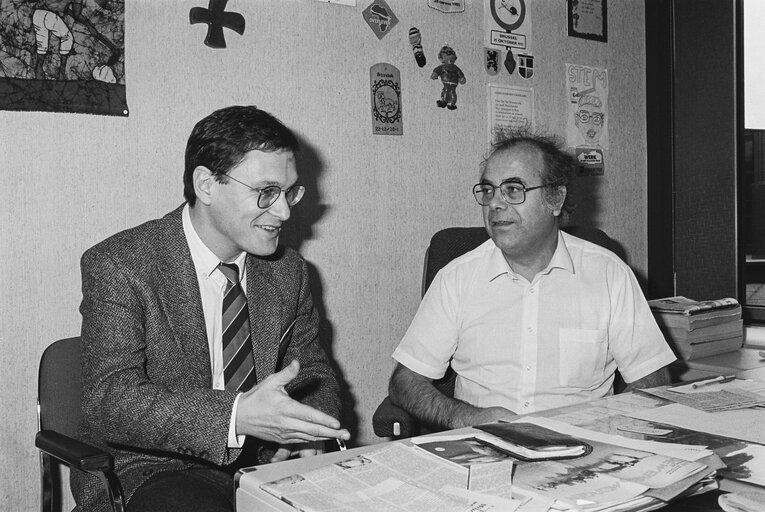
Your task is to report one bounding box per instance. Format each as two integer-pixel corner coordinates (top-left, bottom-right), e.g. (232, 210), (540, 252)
(393, 230), (676, 415)
(182, 204), (247, 447)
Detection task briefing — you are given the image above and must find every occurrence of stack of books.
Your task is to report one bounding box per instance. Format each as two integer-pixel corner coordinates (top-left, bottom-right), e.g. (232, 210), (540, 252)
(648, 296), (743, 360)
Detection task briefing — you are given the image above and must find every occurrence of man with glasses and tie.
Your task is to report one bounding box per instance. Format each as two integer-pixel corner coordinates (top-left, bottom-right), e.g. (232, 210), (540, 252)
(388, 130), (674, 432)
(75, 106), (349, 512)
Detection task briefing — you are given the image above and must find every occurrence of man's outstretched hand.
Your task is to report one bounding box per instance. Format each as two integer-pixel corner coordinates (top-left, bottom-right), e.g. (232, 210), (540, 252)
(235, 360), (350, 445)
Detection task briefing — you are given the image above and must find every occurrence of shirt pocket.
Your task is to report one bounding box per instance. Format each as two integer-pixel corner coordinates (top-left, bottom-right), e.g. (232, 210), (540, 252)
(558, 328), (607, 390)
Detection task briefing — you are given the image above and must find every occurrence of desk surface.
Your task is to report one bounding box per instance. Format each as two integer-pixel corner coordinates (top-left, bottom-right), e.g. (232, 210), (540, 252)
(670, 347), (765, 381)
(236, 389), (765, 511)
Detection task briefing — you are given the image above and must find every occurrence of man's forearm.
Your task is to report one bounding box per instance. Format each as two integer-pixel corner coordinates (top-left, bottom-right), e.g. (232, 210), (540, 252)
(389, 364), (512, 430)
(624, 366), (671, 392)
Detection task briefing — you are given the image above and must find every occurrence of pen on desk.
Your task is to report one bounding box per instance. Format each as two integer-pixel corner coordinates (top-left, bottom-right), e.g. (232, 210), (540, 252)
(336, 438), (347, 451)
(691, 375), (736, 389)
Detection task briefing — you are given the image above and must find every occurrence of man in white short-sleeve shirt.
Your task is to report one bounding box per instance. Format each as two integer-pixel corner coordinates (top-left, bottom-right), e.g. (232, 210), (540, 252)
(389, 131), (675, 431)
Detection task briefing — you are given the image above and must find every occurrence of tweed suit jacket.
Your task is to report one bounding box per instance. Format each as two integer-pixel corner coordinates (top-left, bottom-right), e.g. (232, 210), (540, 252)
(72, 205), (341, 512)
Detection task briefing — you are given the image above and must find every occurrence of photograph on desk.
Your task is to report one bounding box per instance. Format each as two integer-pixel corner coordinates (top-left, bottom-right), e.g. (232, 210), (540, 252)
(648, 296), (744, 360)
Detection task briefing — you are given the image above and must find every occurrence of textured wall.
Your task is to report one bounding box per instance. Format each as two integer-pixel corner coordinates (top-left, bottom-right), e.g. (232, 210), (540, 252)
(0, 1), (647, 509)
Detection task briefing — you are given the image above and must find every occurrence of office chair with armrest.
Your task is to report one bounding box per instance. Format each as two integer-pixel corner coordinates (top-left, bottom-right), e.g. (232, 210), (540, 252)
(372, 226), (625, 439)
(36, 336), (125, 512)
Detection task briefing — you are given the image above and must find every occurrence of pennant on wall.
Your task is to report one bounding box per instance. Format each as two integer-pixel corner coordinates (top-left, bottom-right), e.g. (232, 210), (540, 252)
(0, 0), (127, 116)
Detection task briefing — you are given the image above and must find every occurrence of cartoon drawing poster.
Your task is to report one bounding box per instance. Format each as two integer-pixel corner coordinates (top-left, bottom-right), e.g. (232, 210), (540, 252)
(0, 0), (127, 116)
(566, 63), (608, 149)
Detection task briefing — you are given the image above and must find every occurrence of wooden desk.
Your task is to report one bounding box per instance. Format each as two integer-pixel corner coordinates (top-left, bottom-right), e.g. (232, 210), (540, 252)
(236, 389), (764, 511)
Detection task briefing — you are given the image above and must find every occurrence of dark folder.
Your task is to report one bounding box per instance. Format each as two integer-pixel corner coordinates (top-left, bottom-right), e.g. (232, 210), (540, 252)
(474, 421), (593, 461)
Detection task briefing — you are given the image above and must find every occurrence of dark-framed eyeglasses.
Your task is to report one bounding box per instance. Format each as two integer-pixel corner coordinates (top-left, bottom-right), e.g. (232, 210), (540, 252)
(223, 173), (305, 209)
(472, 180), (553, 206)
(575, 111), (604, 125)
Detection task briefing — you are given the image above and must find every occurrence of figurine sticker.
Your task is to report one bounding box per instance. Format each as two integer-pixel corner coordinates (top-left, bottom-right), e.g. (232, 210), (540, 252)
(431, 45), (466, 110)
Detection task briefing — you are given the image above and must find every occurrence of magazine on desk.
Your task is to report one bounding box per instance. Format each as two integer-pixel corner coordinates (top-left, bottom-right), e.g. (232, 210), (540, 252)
(647, 296), (740, 315)
(258, 418), (716, 512)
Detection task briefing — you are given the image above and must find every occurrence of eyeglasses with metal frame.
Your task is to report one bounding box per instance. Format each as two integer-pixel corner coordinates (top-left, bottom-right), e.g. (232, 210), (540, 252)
(222, 173), (305, 209)
(472, 180), (555, 206)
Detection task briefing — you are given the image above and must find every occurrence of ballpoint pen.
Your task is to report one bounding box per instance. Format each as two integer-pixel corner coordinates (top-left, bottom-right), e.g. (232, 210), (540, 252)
(336, 438), (347, 451)
(691, 375), (736, 389)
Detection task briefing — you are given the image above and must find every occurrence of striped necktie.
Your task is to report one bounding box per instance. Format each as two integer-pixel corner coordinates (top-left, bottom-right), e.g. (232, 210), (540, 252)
(218, 262), (256, 392)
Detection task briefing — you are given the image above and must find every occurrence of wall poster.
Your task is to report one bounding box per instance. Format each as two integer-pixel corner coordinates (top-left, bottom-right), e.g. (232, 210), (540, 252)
(567, 0), (607, 43)
(0, 0), (127, 116)
(488, 83), (533, 142)
(484, 0), (534, 79)
(370, 62), (402, 136)
(566, 63), (608, 175)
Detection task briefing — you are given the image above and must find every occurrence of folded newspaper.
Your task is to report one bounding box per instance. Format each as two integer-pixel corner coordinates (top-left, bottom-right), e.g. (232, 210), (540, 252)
(647, 296), (740, 315)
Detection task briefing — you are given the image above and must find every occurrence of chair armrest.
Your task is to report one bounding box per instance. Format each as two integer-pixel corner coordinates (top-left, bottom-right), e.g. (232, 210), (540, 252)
(36, 430), (114, 473)
(372, 396), (418, 438)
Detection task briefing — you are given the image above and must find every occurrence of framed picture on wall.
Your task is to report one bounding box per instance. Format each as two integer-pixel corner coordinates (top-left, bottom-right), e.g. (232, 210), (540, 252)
(0, 0), (127, 116)
(567, 0), (607, 43)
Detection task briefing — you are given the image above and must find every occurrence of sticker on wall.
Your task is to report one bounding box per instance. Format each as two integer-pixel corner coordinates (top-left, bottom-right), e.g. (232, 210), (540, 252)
(485, 0), (534, 78)
(370, 63), (402, 135)
(431, 45), (466, 110)
(427, 0), (465, 14)
(362, 0), (398, 40)
(517, 53), (533, 79)
(0, 0), (128, 116)
(485, 47), (500, 76)
(504, 49), (516, 75)
(565, 63), (609, 149)
(190, 0), (245, 49)
(575, 147), (605, 176)
(409, 27), (426, 67)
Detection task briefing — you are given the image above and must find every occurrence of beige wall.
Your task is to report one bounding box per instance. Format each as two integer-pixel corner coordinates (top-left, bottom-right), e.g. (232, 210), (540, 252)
(0, 1), (647, 509)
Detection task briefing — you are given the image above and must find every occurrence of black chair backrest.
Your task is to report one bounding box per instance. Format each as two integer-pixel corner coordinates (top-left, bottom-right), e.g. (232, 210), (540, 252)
(422, 226), (619, 296)
(38, 337), (81, 436)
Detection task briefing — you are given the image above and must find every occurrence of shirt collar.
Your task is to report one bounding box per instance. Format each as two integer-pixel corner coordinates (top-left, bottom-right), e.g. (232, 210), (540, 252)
(486, 230), (574, 281)
(182, 204), (247, 279)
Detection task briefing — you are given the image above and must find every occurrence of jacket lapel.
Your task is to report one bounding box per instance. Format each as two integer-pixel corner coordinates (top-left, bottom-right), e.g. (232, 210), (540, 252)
(246, 255), (283, 381)
(154, 206), (212, 386)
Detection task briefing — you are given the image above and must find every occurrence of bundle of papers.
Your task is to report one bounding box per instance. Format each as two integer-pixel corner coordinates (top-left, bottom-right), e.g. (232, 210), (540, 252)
(647, 296), (743, 361)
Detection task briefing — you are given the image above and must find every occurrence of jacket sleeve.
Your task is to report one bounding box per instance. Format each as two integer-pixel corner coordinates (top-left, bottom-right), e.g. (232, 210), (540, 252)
(79, 246), (241, 466)
(278, 257), (342, 421)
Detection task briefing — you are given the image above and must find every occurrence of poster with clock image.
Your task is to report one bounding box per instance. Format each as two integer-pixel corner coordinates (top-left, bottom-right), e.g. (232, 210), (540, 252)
(485, 0), (534, 79)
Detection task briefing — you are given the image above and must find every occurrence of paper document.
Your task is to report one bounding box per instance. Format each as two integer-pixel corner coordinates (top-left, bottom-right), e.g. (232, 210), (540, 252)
(259, 442), (525, 512)
(643, 385), (765, 412)
(518, 416), (712, 462)
(628, 403), (765, 445)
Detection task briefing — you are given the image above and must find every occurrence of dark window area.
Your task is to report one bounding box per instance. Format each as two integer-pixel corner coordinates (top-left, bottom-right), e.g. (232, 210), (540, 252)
(741, 130), (765, 317)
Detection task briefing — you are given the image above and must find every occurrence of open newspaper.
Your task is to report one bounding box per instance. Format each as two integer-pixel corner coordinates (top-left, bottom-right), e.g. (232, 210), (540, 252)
(259, 418), (716, 512)
(259, 441), (532, 512)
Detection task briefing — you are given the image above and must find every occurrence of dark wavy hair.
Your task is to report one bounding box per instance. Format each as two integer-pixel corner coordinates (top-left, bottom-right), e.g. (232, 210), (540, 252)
(183, 106), (299, 206)
(481, 127), (577, 215)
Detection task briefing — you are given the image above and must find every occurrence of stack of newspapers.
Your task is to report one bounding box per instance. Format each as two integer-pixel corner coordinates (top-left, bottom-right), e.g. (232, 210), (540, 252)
(648, 296), (743, 360)
(258, 418), (720, 512)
